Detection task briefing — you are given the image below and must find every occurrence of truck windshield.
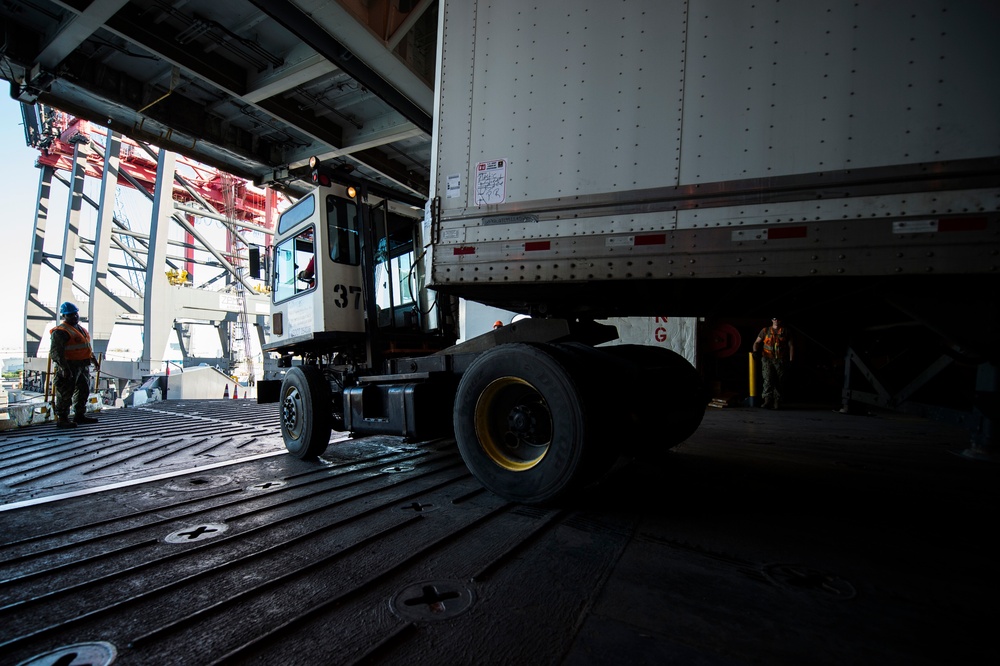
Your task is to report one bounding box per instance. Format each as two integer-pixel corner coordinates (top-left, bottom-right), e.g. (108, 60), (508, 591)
(272, 228), (315, 303)
(276, 194), (315, 235)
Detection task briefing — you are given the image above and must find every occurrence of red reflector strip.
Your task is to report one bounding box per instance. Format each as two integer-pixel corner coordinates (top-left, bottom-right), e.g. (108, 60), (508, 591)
(939, 217), (987, 232)
(634, 233), (667, 246)
(767, 226), (807, 240)
(524, 241), (551, 251)
(453, 246), (476, 255)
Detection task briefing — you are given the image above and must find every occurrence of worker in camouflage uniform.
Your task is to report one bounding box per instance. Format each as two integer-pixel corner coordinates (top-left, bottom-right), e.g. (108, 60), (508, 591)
(753, 317), (794, 409)
(50, 302), (100, 428)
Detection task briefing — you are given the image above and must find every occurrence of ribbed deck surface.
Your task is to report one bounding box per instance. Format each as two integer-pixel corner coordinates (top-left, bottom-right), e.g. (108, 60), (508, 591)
(0, 401), (993, 665)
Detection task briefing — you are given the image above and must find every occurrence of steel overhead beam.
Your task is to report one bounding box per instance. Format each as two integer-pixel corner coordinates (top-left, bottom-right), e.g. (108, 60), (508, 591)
(35, 0), (129, 69)
(103, 8), (348, 164)
(10, 5), (426, 199)
(351, 147), (428, 197)
(39, 75), (274, 184)
(387, 0), (435, 51)
(254, 95), (343, 150)
(287, 121), (423, 167)
(341, 111), (425, 147)
(78, 9), (317, 171)
(244, 50), (339, 104)
(103, 5), (247, 97)
(247, 0), (433, 135)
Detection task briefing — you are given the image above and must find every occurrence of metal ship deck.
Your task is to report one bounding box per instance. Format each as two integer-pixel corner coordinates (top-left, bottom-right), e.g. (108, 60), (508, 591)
(0, 400), (995, 665)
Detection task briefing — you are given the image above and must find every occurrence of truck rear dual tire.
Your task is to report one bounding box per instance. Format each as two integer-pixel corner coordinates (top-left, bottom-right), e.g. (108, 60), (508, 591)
(598, 345), (708, 458)
(280, 365), (333, 460)
(453, 343), (614, 504)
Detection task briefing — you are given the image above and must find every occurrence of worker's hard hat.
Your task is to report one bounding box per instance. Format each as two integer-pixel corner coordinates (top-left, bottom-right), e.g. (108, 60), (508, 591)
(493, 320), (503, 329)
(59, 302), (79, 316)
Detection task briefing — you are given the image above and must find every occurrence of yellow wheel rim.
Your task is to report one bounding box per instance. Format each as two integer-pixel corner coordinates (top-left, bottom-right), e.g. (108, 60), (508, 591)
(474, 376), (552, 471)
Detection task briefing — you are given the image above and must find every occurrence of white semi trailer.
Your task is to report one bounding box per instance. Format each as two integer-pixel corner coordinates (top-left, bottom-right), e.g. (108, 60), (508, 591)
(263, 0), (1000, 503)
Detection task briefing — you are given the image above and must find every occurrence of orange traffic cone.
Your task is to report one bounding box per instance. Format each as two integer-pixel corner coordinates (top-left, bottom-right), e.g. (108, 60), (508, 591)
(233, 386), (238, 400)
(223, 384), (229, 399)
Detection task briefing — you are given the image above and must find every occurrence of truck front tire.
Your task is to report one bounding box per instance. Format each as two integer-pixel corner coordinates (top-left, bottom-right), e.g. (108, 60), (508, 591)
(280, 366), (333, 460)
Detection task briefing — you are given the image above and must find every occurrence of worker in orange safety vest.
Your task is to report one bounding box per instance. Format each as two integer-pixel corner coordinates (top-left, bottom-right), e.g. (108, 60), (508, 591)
(752, 317), (795, 409)
(50, 302), (101, 428)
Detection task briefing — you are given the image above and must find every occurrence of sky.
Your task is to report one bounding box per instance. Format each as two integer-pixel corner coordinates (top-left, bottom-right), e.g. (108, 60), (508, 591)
(0, 97), (50, 354)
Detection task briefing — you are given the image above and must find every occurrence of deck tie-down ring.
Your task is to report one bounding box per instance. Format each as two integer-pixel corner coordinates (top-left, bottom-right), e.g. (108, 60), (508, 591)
(390, 580), (475, 621)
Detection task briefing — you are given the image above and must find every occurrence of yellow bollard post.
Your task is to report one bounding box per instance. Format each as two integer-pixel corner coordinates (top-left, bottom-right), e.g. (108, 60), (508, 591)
(748, 352), (760, 407)
(94, 352), (102, 386)
(94, 352), (103, 411)
(43, 354), (53, 421)
(44, 354), (51, 402)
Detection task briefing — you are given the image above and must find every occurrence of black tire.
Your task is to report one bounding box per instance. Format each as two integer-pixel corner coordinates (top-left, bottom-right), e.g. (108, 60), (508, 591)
(280, 366), (333, 460)
(454, 343), (608, 504)
(599, 345), (709, 453)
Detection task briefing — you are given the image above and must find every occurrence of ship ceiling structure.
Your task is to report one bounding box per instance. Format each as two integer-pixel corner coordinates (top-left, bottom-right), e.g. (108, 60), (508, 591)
(0, 0), (438, 200)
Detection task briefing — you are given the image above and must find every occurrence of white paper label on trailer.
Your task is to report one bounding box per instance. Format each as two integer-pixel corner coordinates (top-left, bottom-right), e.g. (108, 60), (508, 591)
(475, 159), (507, 205)
(446, 173), (462, 199)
